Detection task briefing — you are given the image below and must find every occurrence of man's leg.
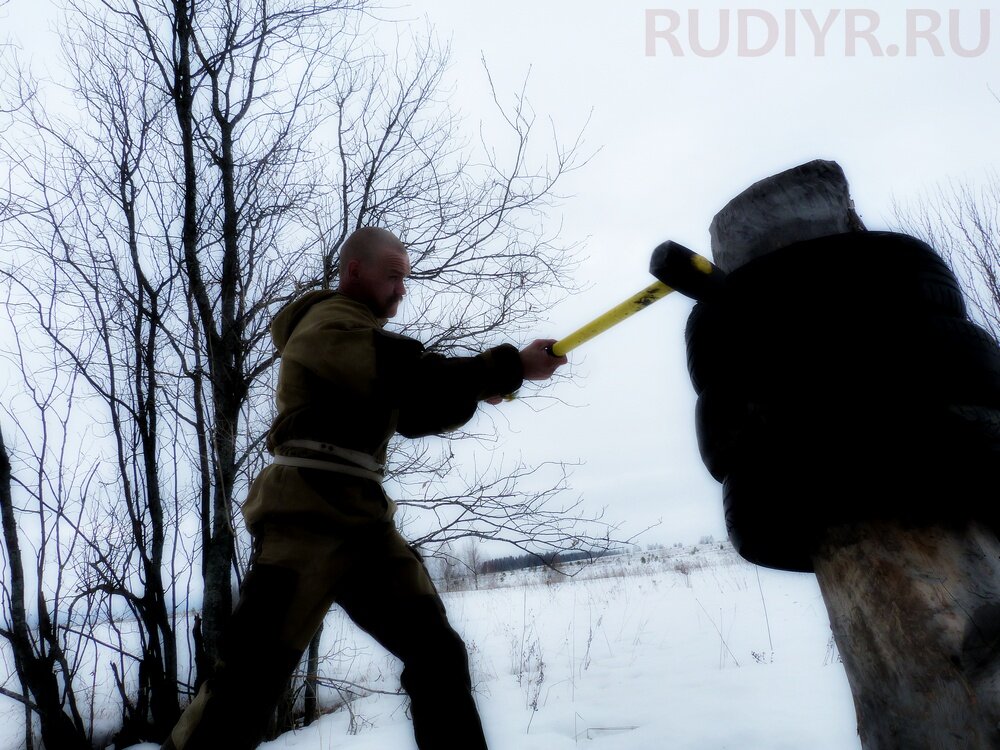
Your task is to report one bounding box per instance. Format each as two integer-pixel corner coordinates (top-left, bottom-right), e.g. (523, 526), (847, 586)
(162, 525), (343, 750)
(334, 524), (489, 750)
(162, 564), (302, 750)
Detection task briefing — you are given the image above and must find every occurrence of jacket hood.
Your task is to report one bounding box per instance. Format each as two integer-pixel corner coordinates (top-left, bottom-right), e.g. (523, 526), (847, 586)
(270, 290), (338, 353)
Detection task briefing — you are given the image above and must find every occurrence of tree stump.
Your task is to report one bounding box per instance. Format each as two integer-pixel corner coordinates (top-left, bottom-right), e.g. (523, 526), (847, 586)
(706, 159), (1000, 749)
(815, 521), (1000, 748)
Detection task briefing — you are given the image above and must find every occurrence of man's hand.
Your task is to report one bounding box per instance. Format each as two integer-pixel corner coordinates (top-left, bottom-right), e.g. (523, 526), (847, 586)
(485, 339), (567, 405)
(519, 339), (568, 380)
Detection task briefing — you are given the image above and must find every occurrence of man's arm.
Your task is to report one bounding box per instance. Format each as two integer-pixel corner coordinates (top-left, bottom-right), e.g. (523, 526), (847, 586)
(484, 340), (567, 404)
(379, 336), (566, 438)
(384, 339), (520, 438)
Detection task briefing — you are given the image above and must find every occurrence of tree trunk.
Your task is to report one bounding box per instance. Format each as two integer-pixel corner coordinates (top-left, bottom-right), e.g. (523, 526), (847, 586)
(0, 426), (90, 750)
(167, 0), (238, 673)
(120, 136), (181, 738)
(304, 625), (323, 726)
(815, 521), (1000, 748)
(709, 159), (1000, 749)
(199, 112), (243, 672)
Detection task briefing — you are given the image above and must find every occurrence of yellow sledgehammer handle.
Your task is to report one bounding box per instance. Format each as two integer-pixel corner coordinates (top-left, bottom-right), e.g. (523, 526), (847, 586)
(502, 242), (724, 400)
(549, 280), (674, 357)
(501, 280), (674, 400)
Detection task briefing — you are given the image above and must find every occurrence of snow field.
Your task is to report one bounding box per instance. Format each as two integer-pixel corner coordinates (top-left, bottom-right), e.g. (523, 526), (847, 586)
(256, 544), (862, 749)
(1, 544), (864, 749)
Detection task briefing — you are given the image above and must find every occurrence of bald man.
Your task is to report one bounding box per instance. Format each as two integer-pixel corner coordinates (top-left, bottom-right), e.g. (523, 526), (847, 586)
(162, 227), (566, 750)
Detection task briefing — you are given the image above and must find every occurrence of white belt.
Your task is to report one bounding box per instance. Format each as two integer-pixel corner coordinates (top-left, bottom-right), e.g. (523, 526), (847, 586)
(272, 455), (383, 483)
(277, 439), (384, 472)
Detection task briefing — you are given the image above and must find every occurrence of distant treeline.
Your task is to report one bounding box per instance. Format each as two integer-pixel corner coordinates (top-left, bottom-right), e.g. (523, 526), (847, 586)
(479, 548), (621, 575)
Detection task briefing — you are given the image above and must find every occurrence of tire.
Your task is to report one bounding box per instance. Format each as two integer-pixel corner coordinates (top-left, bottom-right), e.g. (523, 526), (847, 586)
(698, 374), (1000, 487)
(878, 316), (1000, 406)
(716, 402), (1000, 571)
(722, 470), (818, 573)
(694, 388), (762, 482)
(685, 231), (967, 394)
(689, 308), (1000, 407)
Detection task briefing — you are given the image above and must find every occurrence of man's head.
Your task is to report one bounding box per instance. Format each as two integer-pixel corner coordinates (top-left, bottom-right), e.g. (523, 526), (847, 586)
(338, 227), (411, 318)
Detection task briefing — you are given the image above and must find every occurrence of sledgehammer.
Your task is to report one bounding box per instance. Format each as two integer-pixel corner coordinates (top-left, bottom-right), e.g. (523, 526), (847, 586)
(503, 241), (725, 401)
(547, 241), (726, 357)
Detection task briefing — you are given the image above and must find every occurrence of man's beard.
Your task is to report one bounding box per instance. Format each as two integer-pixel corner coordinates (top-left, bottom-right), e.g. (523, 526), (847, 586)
(377, 296), (402, 318)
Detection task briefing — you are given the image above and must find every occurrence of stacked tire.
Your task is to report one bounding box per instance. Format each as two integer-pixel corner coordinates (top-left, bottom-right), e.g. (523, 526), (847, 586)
(685, 231), (1000, 571)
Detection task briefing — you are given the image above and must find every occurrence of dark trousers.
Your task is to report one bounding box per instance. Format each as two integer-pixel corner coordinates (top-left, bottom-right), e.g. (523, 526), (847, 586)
(162, 521), (488, 750)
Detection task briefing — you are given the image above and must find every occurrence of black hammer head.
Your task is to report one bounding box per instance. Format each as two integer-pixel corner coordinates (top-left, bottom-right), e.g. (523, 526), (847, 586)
(649, 241), (727, 301)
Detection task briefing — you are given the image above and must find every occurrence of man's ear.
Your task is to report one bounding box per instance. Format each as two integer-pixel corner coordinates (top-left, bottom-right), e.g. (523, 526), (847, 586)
(345, 258), (362, 281)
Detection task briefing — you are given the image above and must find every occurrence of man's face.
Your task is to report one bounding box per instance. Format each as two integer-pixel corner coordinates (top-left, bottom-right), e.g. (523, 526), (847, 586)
(354, 245), (411, 318)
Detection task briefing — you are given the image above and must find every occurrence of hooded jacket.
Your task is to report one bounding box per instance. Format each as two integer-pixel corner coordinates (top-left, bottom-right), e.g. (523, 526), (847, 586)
(241, 291), (524, 533)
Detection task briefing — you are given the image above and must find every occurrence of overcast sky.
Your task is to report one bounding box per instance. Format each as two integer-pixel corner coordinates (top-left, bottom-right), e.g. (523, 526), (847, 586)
(3, 1), (997, 552)
(388, 0), (1000, 547)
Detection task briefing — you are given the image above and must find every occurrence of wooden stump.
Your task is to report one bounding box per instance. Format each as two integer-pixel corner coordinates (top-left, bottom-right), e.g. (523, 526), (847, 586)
(711, 159), (1000, 749)
(815, 521), (1000, 749)
(709, 159), (866, 273)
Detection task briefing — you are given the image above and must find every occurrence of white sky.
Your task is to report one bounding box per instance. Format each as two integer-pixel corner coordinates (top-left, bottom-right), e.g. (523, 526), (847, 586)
(391, 0), (1000, 546)
(3, 1), (998, 551)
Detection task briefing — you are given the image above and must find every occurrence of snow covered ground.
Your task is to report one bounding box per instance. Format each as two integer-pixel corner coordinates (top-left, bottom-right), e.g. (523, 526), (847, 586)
(2, 542), (863, 749)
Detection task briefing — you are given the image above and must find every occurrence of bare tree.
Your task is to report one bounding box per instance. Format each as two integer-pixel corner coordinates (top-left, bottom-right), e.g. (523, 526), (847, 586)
(0, 339), (92, 750)
(0, 22), (194, 737)
(894, 173), (1000, 338)
(0, 0), (614, 745)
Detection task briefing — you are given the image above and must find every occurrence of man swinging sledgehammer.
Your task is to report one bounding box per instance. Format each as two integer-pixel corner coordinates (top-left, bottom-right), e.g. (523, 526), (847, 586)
(161, 227), (566, 750)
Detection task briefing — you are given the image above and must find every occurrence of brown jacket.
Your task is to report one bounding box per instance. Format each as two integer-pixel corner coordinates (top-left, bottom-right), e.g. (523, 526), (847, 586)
(242, 291), (524, 533)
